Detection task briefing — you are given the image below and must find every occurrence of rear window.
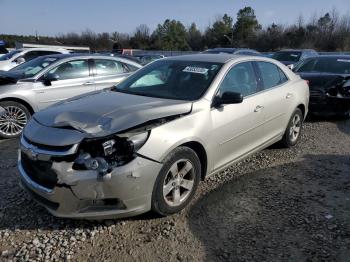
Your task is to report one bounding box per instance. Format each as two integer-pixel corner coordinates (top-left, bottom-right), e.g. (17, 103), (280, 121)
(295, 57), (350, 74)
(272, 51), (302, 62)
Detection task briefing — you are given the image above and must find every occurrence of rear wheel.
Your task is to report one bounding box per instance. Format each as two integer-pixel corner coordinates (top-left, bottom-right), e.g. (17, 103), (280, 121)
(0, 101), (31, 139)
(151, 147), (201, 216)
(281, 108), (303, 148)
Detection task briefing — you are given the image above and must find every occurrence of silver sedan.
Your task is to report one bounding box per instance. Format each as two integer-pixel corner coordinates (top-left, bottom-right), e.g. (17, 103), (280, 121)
(19, 54), (309, 219)
(0, 54), (141, 138)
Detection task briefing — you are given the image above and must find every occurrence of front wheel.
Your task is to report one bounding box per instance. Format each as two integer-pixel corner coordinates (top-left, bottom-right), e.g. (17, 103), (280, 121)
(281, 108), (303, 148)
(0, 101), (31, 139)
(151, 147), (201, 216)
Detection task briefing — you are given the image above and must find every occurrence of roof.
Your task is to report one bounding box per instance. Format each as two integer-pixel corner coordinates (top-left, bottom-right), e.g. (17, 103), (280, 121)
(308, 55), (350, 59)
(33, 53), (142, 66)
(165, 54), (243, 63)
(278, 49), (317, 52)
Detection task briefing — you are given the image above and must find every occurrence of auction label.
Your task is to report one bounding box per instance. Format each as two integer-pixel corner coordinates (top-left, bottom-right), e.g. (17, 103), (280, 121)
(183, 66), (209, 74)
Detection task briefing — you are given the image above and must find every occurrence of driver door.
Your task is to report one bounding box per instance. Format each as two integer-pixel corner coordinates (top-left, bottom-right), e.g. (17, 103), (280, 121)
(209, 62), (266, 171)
(33, 59), (95, 110)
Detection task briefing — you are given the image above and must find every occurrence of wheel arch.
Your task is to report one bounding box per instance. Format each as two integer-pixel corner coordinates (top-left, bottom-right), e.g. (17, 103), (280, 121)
(178, 141), (208, 181)
(0, 97), (35, 115)
(296, 103), (306, 118)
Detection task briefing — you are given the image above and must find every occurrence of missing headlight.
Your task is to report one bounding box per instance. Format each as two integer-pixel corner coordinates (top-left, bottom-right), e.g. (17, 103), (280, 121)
(73, 131), (149, 173)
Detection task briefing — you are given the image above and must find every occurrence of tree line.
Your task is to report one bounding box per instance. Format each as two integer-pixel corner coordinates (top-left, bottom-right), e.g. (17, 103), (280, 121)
(1, 7), (350, 52)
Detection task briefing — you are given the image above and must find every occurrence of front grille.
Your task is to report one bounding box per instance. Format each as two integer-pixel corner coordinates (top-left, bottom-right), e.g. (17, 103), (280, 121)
(23, 136), (74, 152)
(21, 152), (58, 189)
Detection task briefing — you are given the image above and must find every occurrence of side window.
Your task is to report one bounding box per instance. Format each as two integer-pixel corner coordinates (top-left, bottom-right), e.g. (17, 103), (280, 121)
(23, 51), (39, 61)
(125, 63), (140, 72)
(40, 51), (61, 56)
(94, 59), (127, 76)
(257, 62), (288, 90)
(218, 62), (258, 97)
(47, 60), (89, 80)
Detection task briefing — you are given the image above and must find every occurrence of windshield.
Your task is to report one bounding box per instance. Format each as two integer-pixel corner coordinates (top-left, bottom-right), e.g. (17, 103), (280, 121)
(0, 50), (22, 61)
(295, 57), (350, 74)
(115, 60), (223, 100)
(10, 56), (59, 78)
(272, 51), (302, 62)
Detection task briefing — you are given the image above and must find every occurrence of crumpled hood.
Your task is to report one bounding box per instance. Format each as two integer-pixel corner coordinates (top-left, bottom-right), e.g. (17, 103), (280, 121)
(33, 90), (192, 137)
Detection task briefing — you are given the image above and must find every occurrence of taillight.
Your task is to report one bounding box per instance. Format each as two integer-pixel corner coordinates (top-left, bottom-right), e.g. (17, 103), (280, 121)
(305, 80), (310, 86)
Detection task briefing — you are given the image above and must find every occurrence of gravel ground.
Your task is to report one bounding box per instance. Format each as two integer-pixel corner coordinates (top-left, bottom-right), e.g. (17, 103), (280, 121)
(0, 118), (349, 262)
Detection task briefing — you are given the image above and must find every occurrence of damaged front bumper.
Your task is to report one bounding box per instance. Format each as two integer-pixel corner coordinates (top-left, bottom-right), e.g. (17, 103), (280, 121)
(18, 137), (162, 220)
(310, 91), (350, 116)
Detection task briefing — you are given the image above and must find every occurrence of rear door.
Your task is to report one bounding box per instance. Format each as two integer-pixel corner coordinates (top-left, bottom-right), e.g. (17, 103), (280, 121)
(254, 61), (292, 141)
(34, 59), (94, 110)
(91, 59), (134, 90)
(210, 61), (267, 170)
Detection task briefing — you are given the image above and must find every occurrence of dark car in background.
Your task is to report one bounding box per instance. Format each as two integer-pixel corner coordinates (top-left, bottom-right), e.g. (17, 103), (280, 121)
(272, 49), (318, 68)
(202, 48), (261, 56)
(294, 55), (350, 117)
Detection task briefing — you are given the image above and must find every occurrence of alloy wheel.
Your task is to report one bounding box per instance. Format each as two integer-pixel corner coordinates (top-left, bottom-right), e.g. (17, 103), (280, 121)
(289, 114), (301, 143)
(0, 106), (28, 136)
(163, 159), (195, 207)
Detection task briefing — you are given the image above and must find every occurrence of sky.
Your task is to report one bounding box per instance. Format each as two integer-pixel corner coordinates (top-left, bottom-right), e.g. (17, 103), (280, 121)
(0, 0), (349, 36)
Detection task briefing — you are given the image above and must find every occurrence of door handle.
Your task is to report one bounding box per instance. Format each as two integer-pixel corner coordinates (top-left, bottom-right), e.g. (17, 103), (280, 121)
(254, 105), (264, 112)
(286, 93), (294, 99)
(83, 81), (95, 86)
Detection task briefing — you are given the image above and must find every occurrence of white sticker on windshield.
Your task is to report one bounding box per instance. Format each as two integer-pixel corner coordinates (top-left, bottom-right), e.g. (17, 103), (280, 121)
(337, 59), (350, 63)
(183, 66), (209, 74)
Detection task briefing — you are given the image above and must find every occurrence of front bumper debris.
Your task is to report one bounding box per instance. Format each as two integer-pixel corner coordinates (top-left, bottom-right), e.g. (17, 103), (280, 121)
(18, 137), (163, 220)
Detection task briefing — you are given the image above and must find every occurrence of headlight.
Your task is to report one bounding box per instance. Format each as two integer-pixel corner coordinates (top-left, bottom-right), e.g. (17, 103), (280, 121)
(127, 132), (149, 152)
(73, 131), (150, 174)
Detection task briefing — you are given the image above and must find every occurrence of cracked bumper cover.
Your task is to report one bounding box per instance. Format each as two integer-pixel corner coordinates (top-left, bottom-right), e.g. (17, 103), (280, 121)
(18, 153), (162, 220)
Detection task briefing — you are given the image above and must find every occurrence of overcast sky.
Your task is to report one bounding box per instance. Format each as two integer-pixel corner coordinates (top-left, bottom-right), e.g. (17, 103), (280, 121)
(1, 0), (349, 36)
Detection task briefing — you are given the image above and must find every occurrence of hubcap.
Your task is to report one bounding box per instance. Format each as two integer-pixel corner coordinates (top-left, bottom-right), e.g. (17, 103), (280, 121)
(163, 159), (195, 207)
(0, 106), (28, 136)
(289, 114), (301, 142)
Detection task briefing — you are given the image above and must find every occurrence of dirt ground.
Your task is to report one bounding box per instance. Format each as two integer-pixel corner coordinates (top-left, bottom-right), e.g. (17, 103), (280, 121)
(0, 118), (349, 262)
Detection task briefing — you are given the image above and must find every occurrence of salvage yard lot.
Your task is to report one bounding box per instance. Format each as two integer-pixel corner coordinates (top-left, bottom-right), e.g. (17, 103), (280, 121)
(0, 118), (349, 262)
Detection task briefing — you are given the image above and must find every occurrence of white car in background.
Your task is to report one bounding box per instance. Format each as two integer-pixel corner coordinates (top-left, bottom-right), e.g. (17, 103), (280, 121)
(0, 48), (70, 71)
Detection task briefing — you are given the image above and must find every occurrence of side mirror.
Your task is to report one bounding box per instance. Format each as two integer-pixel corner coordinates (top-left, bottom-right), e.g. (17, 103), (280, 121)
(212, 91), (243, 108)
(43, 73), (59, 86)
(15, 57), (25, 64)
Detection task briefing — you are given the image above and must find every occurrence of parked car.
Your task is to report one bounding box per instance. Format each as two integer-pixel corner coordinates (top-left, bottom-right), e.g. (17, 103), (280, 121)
(96, 52), (143, 65)
(0, 46), (8, 58)
(18, 54), (309, 219)
(133, 54), (165, 65)
(0, 54), (141, 138)
(262, 52), (275, 58)
(272, 49), (318, 68)
(0, 48), (70, 71)
(202, 48), (261, 56)
(293, 55), (350, 117)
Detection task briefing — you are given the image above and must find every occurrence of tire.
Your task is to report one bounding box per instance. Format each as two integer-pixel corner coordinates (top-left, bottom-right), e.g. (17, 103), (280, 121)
(280, 108), (303, 148)
(151, 146), (201, 216)
(0, 101), (31, 139)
